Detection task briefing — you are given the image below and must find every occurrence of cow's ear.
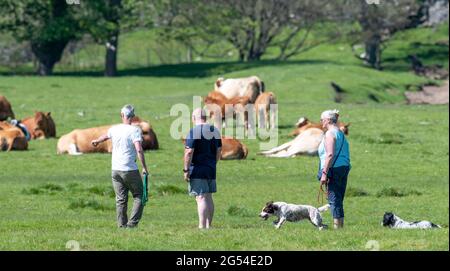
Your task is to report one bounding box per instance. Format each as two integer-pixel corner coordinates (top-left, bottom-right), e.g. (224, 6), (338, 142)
(46, 112), (51, 116)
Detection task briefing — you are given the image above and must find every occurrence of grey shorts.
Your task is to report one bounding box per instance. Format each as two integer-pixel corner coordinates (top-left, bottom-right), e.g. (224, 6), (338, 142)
(188, 178), (217, 196)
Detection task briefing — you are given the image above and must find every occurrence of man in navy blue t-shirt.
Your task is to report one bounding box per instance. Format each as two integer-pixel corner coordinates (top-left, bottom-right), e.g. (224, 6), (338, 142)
(184, 108), (222, 229)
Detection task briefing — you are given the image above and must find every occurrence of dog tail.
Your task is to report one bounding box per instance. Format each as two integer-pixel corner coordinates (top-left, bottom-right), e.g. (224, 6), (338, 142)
(318, 204), (330, 213)
(431, 223), (441, 228)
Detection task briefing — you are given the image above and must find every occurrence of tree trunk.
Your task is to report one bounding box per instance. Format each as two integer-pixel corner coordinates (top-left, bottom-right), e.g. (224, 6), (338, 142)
(104, 0), (121, 77)
(238, 50), (246, 62)
(105, 33), (118, 77)
(365, 35), (382, 70)
(186, 46), (192, 63)
(247, 50), (262, 61)
(31, 40), (69, 76)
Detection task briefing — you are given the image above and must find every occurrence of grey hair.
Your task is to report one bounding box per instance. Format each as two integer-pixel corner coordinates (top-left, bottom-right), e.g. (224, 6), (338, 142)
(121, 104), (135, 119)
(192, 108), (207, 120)
(321, 109), (339, 123)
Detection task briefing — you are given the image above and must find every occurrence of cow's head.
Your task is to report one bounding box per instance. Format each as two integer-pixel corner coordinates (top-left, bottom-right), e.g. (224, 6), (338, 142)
(295, 117), (310, 128)
(32, 112), (56, 139)
(131, 116), (158, 150)
(0, 96), (15, 121)
(338, 122), (350, 135)
(215, 77), (225, 89)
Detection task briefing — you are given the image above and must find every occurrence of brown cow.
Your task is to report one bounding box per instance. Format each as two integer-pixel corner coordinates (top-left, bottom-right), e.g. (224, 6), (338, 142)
(289, 117), (350, 137)
(21, 112), (56, 139)
(0, 121), (28, 151)
(0, 96), (15, 121)
(220, 137), (248, 160)
(57, 117), (158, 155)
(255, 92), (277, 129)
(182, 136), (248, 160)
(204, 91), (250, 128)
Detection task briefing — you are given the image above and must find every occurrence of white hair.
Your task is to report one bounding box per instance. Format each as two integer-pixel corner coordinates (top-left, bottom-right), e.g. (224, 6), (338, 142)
(121, 104), (135, 119)
(321, 109), (339, 123)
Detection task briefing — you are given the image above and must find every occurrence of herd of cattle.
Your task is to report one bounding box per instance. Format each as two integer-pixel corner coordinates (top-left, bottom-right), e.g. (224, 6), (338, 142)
(0, 76), (349, 158)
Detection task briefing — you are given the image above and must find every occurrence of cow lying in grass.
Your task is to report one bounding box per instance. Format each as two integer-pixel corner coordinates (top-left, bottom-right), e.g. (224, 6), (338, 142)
(260, 127), (324, 158)
(182, 137), (248, 160)
(0, 95), (15, 121)
(21, 111), (56, 139)
(220, 137), (249, 160)
(289, 117), (350, 137)
(214, 76), (264, 103)
(57, 117), (158, 155)
(0, 121), (28, 151)
(261, 117), (350, 158)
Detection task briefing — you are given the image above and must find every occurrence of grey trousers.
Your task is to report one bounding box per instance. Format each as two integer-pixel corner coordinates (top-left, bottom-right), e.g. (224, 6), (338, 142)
(112, 170), (144, 227)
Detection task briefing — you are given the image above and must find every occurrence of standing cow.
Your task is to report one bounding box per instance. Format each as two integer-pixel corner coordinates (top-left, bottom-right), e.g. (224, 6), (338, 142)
(214, 76), (265, 104)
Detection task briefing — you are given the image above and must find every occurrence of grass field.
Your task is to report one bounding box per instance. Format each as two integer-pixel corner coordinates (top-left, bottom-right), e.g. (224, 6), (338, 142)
(0, 25), (448, 251)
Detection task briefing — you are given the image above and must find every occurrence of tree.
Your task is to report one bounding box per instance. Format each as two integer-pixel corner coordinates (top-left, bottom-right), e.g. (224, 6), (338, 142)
(152, 0), (333, 62)
(0, 0), (80, 75)
(81, 0), (149, 76)
(345, 0), (419, 70)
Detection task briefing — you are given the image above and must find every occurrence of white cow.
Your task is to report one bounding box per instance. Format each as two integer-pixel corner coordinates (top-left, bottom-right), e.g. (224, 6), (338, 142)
(259, 128), (324, 158)
(214, 76), (265, 103)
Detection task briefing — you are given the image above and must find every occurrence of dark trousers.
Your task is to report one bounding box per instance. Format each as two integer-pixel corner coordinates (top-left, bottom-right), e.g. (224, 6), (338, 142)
(327, 166), (350, 219)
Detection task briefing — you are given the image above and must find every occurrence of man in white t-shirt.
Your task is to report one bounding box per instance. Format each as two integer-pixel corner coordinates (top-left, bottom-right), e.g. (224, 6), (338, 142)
(91, 105), (149, 228)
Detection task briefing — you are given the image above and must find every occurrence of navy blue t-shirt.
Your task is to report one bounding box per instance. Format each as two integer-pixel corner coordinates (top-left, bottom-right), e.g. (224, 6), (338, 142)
(185, 124), (222, 179)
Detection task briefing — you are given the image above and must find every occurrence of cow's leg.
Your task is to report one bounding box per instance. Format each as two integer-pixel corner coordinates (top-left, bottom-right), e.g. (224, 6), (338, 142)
(68, 143), (83, 155)
(267, 150), (295, 158)
(260, 140), (293, 155)
(265, 108), (270, 130)
(6, 138), (14, 151)
(270, 108), (276, 130)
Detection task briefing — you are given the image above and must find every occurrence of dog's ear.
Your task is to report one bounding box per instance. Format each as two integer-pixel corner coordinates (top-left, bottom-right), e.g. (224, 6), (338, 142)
(266, 201), (273, 207)
(272, 205), (279, 211)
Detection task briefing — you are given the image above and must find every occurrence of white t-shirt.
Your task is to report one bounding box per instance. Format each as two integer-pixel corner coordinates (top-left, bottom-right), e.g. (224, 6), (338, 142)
(107, 124), (143, 171)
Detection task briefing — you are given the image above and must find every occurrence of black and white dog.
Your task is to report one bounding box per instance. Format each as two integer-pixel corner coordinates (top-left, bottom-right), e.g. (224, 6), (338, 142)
(259, 201), (330, 230)
(382, 212), (441, 229)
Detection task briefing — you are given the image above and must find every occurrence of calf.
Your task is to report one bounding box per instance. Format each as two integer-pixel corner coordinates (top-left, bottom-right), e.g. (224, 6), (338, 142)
(255, 92), (277, 129)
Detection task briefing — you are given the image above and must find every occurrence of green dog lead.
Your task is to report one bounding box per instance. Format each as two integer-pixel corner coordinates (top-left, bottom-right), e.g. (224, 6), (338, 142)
(142, 173), (149, 206)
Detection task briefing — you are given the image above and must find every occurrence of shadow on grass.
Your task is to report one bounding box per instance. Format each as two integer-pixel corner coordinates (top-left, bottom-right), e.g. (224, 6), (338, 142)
(382, 42), (449, 72)
(0, 59), (339, 78)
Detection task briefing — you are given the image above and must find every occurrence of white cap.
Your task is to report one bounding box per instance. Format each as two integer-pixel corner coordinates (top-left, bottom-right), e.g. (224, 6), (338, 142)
(121, 104), (135, 119)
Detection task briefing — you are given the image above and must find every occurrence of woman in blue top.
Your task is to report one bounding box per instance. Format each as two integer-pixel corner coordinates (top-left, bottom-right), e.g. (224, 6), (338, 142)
(318, 109), (351, 229)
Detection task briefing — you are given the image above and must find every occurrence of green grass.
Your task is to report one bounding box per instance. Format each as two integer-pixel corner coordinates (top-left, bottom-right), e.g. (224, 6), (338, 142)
(0, 73), (448, 250)
(0, 24), (448, 251)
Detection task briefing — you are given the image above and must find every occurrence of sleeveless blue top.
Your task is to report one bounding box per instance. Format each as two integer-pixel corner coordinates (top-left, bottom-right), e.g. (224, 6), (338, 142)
(318, 128), (350, 170)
